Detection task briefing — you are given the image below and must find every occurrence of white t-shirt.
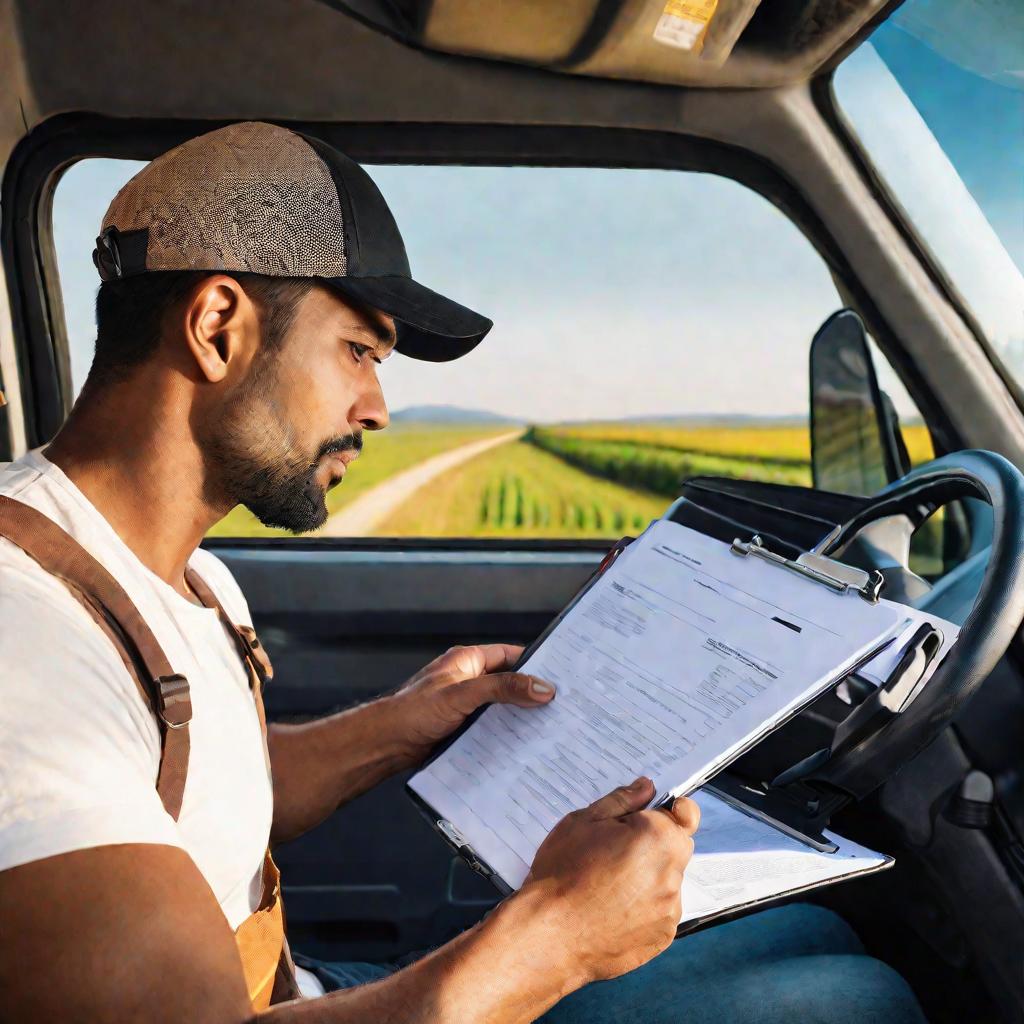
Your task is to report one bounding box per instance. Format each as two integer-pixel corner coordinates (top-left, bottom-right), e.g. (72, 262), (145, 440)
(0, 450), (324, 997)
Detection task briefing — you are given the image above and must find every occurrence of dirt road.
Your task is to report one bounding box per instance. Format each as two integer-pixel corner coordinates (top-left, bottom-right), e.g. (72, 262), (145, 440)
(316, 428), (524, 537)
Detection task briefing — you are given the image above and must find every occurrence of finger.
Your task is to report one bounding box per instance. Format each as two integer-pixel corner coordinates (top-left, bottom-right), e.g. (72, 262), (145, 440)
(445, 671), (555, 717)
(665, 796), (701, 836)
(475, 643), (526, 674)
(439, 644), (525, 682)
(645, 810), (696, 866)
(583, 777), (654, 821)
(479, 671), (556, 707)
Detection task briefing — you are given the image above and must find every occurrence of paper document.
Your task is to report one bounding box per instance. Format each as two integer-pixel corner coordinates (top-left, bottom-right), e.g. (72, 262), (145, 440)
(680, 789), (889, 924)
(410, 520), (901, 890)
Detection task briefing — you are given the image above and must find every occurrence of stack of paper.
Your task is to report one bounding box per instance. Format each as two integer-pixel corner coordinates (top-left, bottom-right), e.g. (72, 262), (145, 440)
(681, 789), (888, 924)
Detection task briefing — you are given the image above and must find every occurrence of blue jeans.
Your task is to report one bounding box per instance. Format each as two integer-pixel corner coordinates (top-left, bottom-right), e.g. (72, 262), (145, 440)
(294, 903), (926, 1023)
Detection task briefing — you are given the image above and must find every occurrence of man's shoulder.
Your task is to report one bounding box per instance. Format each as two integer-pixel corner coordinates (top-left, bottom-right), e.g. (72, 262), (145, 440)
(0, 550), (139, 688)
(0, 537), (161, 765)
(0, 539), (93, 626)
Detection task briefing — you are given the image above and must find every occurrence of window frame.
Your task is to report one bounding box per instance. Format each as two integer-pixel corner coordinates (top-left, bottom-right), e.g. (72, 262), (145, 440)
(3, 111), (960, 550)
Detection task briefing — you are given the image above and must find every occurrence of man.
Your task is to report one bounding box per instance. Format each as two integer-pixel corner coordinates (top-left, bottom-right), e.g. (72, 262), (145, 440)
(0, 123), (924, 1022)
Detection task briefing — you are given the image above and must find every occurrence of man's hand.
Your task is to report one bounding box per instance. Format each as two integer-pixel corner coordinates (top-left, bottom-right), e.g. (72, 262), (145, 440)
(267, 644), (554, 842)
(520, 776), (700, 986)
(387, 644), (556, 764)
(371, 776), (701, 1024)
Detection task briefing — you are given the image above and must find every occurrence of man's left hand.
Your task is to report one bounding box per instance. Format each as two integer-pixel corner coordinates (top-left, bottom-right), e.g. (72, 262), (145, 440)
(387, 644), (555, 766)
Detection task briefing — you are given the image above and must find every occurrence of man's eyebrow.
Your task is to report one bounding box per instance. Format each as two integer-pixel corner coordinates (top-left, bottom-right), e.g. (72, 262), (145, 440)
(348, 321), (397, 355)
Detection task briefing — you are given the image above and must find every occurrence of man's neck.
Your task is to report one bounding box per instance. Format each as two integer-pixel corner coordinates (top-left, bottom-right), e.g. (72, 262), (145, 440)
(44, 378), (229, 597)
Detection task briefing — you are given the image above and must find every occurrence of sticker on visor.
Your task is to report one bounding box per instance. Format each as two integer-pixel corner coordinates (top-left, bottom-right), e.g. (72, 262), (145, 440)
(653, 0), (719, 52)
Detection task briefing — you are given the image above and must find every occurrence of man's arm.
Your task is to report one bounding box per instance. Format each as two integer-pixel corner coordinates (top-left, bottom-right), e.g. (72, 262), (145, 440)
(266, 694), (415, 843)
(267, 645), (552, 842)
(1, 779), (698, 1023)
(0, 843), (572, 1024)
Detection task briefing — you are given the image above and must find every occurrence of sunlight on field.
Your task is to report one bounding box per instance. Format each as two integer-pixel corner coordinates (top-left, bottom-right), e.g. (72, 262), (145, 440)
(904, 425), (935, 465)
(548, 422), (814, 464)
(375, 440), (667, 538)
(207, 424), (514, 538)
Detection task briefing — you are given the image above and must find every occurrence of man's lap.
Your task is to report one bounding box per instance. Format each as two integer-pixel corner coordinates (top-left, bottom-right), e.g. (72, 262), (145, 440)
(294, 904), (925, 1023)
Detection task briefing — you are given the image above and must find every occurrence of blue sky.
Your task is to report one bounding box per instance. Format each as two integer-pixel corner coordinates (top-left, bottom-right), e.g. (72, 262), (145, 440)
(871, 18), (1023, 269)
(52, 13), (1022, 424)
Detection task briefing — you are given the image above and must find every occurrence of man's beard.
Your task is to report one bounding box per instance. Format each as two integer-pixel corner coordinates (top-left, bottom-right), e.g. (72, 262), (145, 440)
(199, 358), (362, 534)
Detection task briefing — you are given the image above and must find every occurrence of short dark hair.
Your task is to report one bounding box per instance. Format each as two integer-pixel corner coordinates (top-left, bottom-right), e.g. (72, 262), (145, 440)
(85, 271), (315, 390)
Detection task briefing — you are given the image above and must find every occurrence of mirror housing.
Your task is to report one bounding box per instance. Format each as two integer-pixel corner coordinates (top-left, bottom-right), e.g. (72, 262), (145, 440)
(810, 310), (910, 495)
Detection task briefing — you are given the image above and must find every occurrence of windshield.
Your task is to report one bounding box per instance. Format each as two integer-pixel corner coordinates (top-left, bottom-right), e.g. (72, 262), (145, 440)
(834, 0), (1024, 384)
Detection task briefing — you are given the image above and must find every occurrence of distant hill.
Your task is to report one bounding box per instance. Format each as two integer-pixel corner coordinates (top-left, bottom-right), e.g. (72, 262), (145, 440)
(391, 404), (521, 425)
(548, 413), (808, 428)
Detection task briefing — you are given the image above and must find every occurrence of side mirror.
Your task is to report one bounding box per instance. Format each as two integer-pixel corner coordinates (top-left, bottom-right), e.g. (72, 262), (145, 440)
(810, 310), (910, 495)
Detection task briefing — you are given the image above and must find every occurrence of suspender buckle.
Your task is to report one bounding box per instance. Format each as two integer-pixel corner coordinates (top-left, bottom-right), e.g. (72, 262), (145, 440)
(237, 625), (274, 689)
(155, 673), (193, 729)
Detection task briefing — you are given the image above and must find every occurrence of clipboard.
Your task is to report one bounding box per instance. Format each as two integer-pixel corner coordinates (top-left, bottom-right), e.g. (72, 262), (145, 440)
(405, 528), (933, 918)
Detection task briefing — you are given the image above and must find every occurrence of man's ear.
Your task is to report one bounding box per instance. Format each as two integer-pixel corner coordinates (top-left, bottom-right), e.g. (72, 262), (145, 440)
(181, 275), (260, 384)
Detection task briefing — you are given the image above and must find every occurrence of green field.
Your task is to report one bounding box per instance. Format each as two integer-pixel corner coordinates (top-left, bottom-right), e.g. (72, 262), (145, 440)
(207, 423), (514, 538)
(527, 426), (813, 493)
(540, 420), (934, 467)
(207, 418), (938, 540)
(376, 440), (667, 538)
(540, 422), (815, 464)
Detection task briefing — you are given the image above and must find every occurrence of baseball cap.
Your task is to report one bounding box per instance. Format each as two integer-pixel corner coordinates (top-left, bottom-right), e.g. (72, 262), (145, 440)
(91, 122), (492, 362)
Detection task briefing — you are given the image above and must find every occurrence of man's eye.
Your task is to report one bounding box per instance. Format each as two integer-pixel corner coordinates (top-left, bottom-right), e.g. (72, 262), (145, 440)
(348, 342), (372, 363)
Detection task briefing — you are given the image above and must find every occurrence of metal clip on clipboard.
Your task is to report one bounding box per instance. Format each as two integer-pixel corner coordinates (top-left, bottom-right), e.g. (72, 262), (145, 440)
(722, 531), (944, 846)
(707, 532), (892, 848)
(435, 818), (513, 896)
(730, 534), (885, 603)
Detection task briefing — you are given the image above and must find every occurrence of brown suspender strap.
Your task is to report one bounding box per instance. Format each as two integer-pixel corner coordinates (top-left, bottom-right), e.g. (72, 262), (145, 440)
(184, 567), (273, 692)
(0, 495), (193, 820)
(0, 496), (300, 1004)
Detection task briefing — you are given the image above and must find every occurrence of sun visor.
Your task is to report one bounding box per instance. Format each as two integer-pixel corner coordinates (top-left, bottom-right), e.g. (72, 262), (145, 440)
(324, 0), (894, 89)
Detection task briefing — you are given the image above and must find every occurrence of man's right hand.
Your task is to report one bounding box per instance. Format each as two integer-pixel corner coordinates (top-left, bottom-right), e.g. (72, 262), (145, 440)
(0, 780), (698, 1024)
(522, 776), (700, 984)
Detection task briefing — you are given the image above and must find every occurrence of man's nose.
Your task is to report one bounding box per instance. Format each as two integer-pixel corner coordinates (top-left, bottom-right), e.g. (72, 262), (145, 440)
(353, 372), (389, 432)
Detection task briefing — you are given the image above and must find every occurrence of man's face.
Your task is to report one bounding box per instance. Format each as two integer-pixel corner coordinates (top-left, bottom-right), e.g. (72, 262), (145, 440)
(199, 284), (393, 533)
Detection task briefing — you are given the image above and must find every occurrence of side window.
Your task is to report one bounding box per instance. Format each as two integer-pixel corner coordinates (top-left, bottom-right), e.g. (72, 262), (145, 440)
(52, 158), (936, 543)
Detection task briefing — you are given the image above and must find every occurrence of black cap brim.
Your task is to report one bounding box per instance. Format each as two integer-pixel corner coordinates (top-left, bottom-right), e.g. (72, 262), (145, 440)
(326, 275), (492, 362)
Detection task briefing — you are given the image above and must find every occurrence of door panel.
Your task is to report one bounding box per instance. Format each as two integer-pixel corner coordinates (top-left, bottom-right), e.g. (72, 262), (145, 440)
(211, 544), (603, 960)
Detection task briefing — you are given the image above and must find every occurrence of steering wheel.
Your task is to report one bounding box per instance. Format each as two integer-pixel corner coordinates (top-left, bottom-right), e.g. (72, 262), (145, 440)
(807, 449), (1024, 799)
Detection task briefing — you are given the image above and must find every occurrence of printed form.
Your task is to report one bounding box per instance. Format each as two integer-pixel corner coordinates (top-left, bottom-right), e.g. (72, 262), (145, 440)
(410, 520), (901, 894)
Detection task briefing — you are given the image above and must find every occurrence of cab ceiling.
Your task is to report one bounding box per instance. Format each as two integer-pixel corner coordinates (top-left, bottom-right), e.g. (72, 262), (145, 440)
(0, 0), (891, 170)
(331, 0), (894, 89)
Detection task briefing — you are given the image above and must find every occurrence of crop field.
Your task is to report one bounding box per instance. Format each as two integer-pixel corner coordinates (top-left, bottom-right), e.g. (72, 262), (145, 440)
(527, 426), (813, 493)
(541, 421), (935, 467)
(208, 418), (938, 540)
(541, 422), (815, 464)
(376, 440), (667, 538)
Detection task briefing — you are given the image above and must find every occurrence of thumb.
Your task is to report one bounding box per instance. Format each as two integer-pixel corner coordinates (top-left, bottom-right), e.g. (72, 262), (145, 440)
(665, 795), (701, 836)
(477, 671), (556, 708)
(584, 777), (654, 821)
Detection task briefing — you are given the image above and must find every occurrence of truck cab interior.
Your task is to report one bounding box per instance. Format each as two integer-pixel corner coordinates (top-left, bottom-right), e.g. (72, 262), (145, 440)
(1, 2), (1023, 1021)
